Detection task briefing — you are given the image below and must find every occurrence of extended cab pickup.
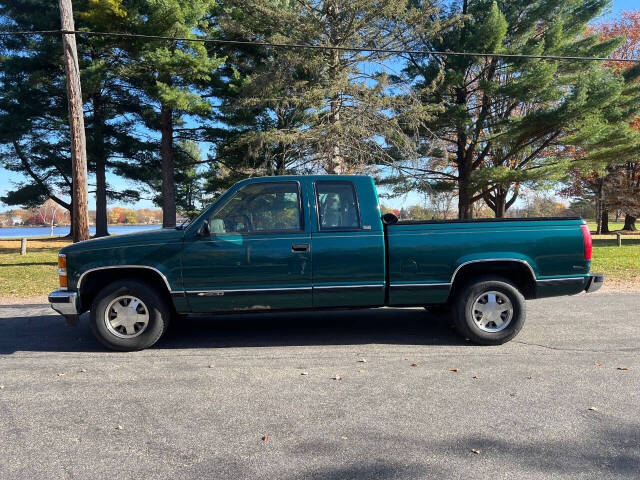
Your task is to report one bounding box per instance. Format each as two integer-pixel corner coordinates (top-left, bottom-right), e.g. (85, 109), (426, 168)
(49, 175), (604, 351)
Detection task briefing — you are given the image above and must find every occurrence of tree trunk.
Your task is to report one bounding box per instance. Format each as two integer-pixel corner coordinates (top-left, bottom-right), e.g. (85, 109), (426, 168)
(492, 188), (507, 218)
(454, 64), (471, 219)
(65, 196), (74, 238)
(92, 94), (109, 237)
(594, 180), (603, 234)
(327, 97), (342, 173)
(160, 105), (176, 228)
(623, 214), (637, 231)
(457, 188), (473, 219)
(326, 44), (342, 174)
(457, 153), (473, 219)
(95, 157), (108, 236)
(600, 209), (610, 234)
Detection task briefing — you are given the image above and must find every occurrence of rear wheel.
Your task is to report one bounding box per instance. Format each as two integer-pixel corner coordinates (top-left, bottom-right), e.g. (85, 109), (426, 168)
(90, 280), (170, 351)
(452, 276), (525, 345)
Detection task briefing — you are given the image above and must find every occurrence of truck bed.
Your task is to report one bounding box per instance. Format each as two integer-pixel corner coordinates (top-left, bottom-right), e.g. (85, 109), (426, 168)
(384, 217), (589, 305)
(394, 216), (582, 225)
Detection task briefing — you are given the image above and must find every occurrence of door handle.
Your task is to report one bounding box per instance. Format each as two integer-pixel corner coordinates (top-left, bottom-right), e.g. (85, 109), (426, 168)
(291, 243), (310, 253)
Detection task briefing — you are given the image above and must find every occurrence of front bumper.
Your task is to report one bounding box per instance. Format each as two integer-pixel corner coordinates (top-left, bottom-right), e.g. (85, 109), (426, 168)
(584, 274), (605, 293)
(49, 290), (79, 324)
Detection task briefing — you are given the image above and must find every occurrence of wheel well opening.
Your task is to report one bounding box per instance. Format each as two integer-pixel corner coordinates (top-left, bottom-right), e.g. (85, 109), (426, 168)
(449, 261), (536, 300)
(78, 268), (174, 313)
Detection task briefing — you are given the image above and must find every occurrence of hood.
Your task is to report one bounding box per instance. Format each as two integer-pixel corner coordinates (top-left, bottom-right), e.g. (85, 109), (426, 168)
(60, 228), (185, 255)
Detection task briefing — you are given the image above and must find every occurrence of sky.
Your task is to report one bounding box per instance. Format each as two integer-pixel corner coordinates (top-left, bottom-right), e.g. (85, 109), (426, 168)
(0, 0), (637, 212)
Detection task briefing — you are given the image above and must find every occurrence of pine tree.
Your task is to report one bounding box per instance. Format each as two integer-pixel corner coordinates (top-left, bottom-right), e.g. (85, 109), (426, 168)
(120, 0), (224, 228)
(403, 0), (626, 218)
(560, 10), (640, 232)
(0, 0), (153, 236)
(0, 1), (74, 222)
(211, 0), (437, 179)
(76, 0), (155, 236)
(592, 10), (640, 231)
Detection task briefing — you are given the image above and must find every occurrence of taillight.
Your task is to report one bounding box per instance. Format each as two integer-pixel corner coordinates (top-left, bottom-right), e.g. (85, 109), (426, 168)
(581, 224), (592, 260)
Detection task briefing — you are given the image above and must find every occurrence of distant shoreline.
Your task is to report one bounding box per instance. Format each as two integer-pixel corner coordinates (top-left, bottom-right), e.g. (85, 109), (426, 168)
(0, 223), (159, 228)
(0, 224), (160, 240)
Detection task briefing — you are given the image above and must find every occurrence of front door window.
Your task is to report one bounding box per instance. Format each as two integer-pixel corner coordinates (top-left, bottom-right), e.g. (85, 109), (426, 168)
(211, 182), (303, 234)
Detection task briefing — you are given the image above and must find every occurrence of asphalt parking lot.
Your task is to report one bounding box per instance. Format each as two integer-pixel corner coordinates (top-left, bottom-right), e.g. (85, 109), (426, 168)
(0, 293), (638, 480)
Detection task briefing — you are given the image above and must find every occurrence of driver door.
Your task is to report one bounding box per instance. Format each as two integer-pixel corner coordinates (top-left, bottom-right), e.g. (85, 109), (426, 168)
(181, 181), (312, 313)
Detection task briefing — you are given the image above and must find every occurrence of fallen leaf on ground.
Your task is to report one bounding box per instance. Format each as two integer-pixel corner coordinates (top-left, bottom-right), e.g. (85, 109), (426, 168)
(526, 376), (533, 379)
(411, 363), (418, 367)
(472, 375), (479, 379)
(449, 368), (459, 372)
(262, 435), (269, 442)
(471, 449), (481, 454)
(331, 375), (342, 380)
(594, 362), (602, 367)
(79, 369), (86, 373)
(617, 366), (629, 371)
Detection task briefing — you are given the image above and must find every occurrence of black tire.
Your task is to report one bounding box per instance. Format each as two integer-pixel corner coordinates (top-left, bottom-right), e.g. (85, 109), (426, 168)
(452, 276), (526, 345)
(90, 280), (171, 351)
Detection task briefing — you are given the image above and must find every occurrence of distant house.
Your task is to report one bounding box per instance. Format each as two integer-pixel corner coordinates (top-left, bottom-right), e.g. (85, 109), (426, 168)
(11, 217), (23, 226)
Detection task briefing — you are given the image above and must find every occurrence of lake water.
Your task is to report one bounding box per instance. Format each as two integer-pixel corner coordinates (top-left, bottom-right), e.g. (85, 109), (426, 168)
(0, 225), (160, 238)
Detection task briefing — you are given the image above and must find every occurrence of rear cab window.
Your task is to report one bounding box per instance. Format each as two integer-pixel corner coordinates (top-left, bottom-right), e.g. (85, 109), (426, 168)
(314, 181), (362, 231)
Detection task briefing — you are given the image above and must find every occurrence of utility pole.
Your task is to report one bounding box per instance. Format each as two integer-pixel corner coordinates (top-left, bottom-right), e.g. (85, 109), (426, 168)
(58, 0), (90, 242)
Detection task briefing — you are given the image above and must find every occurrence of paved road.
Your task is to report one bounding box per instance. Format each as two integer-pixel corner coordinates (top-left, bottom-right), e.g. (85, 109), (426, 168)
(0, 293), (638, 480)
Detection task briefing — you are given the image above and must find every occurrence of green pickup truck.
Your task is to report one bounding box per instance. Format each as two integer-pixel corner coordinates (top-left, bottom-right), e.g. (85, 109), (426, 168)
(49, 175), (603, 351)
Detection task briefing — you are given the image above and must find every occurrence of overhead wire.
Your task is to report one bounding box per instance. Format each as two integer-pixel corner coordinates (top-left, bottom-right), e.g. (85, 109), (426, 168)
(0, 29), (638, 63)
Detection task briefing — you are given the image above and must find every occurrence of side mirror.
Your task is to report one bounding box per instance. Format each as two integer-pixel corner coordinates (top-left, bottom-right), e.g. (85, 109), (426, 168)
(197, 220), (211, 237)
(382, 213), (398, 225)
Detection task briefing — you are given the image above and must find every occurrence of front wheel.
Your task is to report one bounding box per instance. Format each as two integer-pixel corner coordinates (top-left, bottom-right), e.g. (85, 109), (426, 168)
(90, 280), (171, 351)
(452, 276), (526, 345)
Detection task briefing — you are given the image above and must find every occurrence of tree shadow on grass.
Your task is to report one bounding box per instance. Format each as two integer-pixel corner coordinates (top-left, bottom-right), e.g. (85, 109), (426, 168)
(0, 262), (56, 267)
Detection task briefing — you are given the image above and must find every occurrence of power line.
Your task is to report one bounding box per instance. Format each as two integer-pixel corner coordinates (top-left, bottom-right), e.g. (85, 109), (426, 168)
(0, 29), (639, 63)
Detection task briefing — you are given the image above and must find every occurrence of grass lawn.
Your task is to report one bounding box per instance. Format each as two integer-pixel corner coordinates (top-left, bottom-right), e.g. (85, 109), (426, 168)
(0, 238), (69, 299)
(585, 220), (630, 233)
(591, 236), (640, 285)
(0, 235), (639, 300)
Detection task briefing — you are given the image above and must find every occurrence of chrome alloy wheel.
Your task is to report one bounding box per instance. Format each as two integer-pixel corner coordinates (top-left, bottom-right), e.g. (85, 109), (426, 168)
(104, 295), (150, 338)
(471, 291), (513, 333)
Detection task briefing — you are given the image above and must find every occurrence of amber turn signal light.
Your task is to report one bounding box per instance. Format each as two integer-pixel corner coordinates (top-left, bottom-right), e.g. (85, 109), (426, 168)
(58, 254), (67, 289)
